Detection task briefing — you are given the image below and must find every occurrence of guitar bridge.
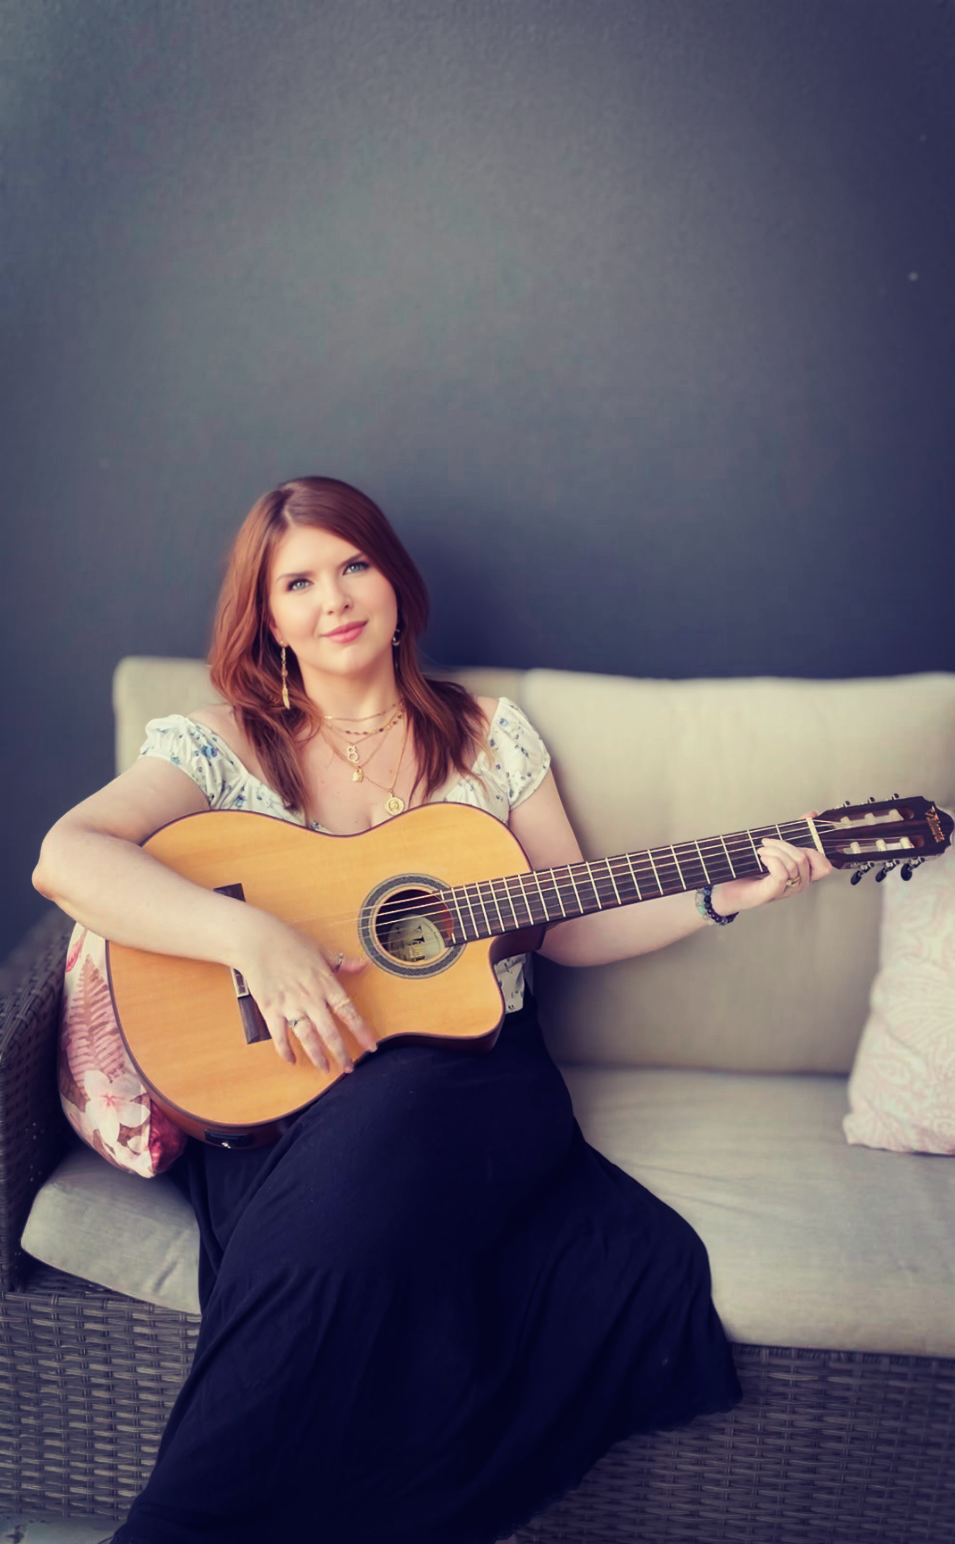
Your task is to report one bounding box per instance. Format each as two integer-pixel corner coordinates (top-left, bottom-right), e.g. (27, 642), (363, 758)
(215, 883), (271, 1045)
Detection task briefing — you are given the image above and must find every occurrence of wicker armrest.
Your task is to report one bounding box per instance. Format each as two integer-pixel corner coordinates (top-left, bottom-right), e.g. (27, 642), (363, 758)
(0, 907), (75, 1290)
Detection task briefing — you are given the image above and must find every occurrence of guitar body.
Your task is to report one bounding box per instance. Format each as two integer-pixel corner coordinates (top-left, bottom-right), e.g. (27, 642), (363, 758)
(108, 806), (541, 1145)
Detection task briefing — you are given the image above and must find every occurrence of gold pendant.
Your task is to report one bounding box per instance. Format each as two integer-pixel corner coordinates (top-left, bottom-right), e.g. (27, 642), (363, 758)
(352, 768), (363, 782)
(385, 794), (405, 816)
(346, 744), (360, 764)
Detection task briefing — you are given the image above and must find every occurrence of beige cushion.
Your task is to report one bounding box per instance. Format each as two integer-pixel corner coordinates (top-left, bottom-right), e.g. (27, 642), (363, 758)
(22, 1143), (201, 1314)
(845, 845), (955, 1152)
(564, 1065), (955, 1357)
(526, 670), (955, 1073)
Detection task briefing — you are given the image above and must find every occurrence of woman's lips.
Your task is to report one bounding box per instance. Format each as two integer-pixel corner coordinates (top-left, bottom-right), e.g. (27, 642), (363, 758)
(322, 621), (366, 644)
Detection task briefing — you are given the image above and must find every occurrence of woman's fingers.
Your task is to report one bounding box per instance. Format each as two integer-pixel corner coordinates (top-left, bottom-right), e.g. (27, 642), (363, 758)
(273, 950), (377, 1071)
(238, 918), (377, 1070)
(758, 838), (831, 897)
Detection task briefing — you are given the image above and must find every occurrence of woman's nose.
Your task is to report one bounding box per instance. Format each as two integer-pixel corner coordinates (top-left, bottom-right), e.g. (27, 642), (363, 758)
(317, 574), (349, 611)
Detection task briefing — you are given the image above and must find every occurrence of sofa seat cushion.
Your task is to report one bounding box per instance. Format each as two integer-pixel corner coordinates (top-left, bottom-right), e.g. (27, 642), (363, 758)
(23, 1070), (955, 1355)
(563, 1066), (955, 1358)
(22, 1142), (201, 1314)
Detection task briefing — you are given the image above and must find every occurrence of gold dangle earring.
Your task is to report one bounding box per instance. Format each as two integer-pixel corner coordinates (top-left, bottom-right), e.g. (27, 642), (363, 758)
(280, 645), (291, 711)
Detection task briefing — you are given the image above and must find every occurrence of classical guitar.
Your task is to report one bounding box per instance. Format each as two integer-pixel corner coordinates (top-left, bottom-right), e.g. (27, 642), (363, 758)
(107, 796), (953, 1146)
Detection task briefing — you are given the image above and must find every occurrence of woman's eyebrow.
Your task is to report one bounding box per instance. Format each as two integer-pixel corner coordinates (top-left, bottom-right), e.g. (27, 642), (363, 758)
(274, 552), (366, 582)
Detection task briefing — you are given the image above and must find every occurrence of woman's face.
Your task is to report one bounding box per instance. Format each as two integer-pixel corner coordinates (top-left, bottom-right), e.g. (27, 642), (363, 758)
(268, 524), (399, 689)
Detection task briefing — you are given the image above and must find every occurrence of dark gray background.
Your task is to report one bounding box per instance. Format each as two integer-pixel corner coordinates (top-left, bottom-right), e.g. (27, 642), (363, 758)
(3, 0), (953, 959)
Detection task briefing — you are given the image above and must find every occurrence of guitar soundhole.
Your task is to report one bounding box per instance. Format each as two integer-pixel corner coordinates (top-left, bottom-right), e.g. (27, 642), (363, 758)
(361, 874), (463, 979)
(378, 890), (449, 965)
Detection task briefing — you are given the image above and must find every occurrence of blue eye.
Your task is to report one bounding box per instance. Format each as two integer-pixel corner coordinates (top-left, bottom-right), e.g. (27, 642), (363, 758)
(287, 577), (310, 591)
(344, 560), (369, 574)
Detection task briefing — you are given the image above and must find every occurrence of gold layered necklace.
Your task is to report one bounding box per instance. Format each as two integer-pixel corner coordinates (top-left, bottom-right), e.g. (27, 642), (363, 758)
(324, 702), (399, 727)
(320, 706), (410, 817)
(322, 705), (403, 780)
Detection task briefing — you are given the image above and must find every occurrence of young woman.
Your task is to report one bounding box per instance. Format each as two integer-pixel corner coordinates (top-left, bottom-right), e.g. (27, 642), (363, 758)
(34, 477), (831, 1544)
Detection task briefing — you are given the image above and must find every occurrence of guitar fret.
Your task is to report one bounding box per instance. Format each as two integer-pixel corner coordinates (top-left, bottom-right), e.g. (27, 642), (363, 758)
(484, 881), (506, 933)
(531, 868), (549, 923)
(546, 869), (567, 919)
(672, 842), (707, 889)
(564, 866), (585, 915)
(457, 883), (477, 938)
(670, 845), (688, 890)
(494, 879), (519, 930)
(446, 887), (470, 945)
(719, 833), (736, 878)
(645, 848), (664, 897)
(693, 840), (711, 884)
(624, 854), (643, 900)
(603, 858), (623, 906)
(502, 876), (533, 929)
(470, 881), (493, 938)
(577, 864), (603, 912)
(515, 874), (537, 926)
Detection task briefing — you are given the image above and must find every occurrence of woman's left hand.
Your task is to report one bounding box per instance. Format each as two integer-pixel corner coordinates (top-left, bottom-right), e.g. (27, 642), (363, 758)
(709, 816), (832, 917)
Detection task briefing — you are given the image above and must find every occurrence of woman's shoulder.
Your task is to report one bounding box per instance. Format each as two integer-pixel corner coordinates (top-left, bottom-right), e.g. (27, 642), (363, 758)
(186, 704), (267, 780)
(472, 694), (499, 729)
(144, 704), (268, 786)
(456, 694), (551, 812)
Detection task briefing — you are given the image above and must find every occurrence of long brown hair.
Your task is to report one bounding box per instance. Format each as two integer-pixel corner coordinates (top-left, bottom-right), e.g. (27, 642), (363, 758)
(209, 476), (486, 817)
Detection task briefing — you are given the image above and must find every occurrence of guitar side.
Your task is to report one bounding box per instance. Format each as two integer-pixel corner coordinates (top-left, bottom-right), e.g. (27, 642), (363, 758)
(108, 806), (541, 1144)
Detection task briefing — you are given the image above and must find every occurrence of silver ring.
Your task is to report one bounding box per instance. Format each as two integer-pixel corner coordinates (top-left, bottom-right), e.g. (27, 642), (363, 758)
(784, 878), (799, 889)
(287, 1015), (308, 1027)
(331, 951), (345, 973)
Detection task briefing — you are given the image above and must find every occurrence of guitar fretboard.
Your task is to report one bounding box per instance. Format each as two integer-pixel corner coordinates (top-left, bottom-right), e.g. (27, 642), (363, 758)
(438, 818), (816, 943)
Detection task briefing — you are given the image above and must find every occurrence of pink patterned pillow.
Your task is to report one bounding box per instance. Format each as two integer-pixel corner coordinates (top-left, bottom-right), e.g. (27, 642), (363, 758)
(844, 846), (955, 1154)
(59, 925), (186, 1177)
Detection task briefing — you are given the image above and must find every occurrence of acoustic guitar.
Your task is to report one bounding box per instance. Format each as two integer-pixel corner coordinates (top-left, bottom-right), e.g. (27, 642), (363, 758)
(107, 796), (953, 1147)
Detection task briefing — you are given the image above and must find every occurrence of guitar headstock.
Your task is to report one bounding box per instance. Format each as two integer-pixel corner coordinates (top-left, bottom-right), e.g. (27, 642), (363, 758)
(815, 796), (953, 882)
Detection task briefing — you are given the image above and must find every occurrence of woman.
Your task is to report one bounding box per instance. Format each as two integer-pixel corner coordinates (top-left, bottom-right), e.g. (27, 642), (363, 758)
(34, 477), (831, 1544)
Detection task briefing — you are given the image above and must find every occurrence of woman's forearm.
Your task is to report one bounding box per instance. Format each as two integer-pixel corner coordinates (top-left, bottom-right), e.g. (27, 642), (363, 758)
(538, 886), (714, 967)
(33, 825), (262, 969)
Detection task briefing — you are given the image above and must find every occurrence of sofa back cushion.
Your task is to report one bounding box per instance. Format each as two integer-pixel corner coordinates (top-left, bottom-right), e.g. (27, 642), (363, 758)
(524, 670), (955, 1074)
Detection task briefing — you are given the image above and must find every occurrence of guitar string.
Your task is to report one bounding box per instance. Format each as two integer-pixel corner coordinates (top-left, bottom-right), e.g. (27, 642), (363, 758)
(269, 817), (891, 940)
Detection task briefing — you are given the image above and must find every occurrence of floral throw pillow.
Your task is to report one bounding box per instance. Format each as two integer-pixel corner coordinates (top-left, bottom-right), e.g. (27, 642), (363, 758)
(59, 925), (186, 1177)
(844, 845), (955, 1154)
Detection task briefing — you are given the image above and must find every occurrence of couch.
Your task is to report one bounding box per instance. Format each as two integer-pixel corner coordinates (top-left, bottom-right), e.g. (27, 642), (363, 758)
(2, 657), (955, 1541)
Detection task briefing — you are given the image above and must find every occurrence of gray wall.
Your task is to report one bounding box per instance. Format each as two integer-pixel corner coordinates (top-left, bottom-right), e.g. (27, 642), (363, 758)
(3, 0), (954, 959)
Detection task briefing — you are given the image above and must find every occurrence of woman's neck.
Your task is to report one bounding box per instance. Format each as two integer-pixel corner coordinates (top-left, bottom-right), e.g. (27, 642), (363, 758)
(300, 663), (401, 724)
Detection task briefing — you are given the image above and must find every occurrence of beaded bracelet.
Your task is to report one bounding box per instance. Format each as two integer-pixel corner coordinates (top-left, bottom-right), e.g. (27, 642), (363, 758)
(695, 885), (739, 927)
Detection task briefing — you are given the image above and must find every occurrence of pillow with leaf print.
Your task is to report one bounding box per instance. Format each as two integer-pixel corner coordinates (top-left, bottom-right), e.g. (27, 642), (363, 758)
(58, 924), (186, 1177)
(844, 843), (955, 1154)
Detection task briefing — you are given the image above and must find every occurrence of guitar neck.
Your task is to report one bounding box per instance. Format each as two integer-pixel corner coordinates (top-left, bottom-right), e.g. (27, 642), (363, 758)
(440, 818), (817, 943)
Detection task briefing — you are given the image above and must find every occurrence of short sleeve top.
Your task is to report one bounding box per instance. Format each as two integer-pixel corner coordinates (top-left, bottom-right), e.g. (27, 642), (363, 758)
(139, 697), (551, 1012)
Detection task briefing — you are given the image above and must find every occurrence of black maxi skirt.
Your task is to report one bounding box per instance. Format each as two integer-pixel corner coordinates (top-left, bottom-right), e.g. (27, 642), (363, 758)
(115, 997), (740, 1544)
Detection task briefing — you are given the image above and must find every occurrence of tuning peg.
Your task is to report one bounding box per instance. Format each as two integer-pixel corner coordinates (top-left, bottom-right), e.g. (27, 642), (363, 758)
(843, 799), (853, 807)
(851, 864), (873, 885)
(900, 858), (925, 882)
(892, 792), (900, 799)
(875, 862), (900, 883)
(868, 795), (877, 803)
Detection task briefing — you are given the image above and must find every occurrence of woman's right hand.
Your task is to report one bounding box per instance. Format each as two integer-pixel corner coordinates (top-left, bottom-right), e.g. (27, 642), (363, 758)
(233, 909), (377, 1073)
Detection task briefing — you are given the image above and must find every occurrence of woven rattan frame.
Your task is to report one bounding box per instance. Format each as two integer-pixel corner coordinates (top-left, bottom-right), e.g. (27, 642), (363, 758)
(2, 909), (954, 1539)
